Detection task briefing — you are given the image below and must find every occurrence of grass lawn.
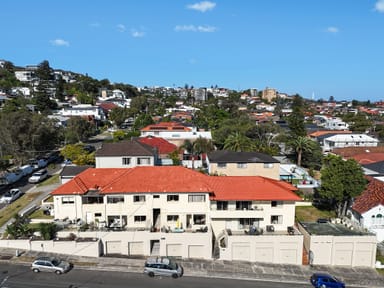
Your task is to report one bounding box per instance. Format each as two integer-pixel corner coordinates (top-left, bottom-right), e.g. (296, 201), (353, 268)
(36, 174), (59, 187)
(295, 205), (336, 223)
(0, 192), (43, 227)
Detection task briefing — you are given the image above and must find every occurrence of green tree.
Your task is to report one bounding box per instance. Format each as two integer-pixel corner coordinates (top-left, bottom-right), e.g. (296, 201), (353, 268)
(60, 143), (95, 165)
(319, 155), (367, 217)
(64, 117), (95, 143)
(223, 132), (254, 152)
(288, 136), (315, 167)
(5, 214), (32, 239)
(38, 222), (58, 240)
(133, 114), (154, 130)
(109, 107), (129, 127)
(287, 94), (306, 138)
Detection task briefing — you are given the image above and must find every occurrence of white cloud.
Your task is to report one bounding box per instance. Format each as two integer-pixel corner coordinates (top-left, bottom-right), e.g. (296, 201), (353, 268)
(187, 1), (216, 12)
(326, 26), (339, 33)
(50, 39), (69, 46)
(375, 0), (384, 12)
(175, 25), (217, 32)
(131, 29), (145, 38)
(117, 24), (126, 32)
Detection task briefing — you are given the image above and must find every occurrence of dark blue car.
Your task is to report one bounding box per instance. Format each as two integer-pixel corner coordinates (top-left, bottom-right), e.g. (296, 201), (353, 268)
(310, 273), (345, 288)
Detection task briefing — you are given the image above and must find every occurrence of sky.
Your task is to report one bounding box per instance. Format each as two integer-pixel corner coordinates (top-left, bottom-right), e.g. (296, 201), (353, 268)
(2, 0), (384, 102)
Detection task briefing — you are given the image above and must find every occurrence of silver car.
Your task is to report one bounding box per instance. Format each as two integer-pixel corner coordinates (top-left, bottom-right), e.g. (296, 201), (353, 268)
(144, 257), (183, 278)
(31, 256), (72, 274)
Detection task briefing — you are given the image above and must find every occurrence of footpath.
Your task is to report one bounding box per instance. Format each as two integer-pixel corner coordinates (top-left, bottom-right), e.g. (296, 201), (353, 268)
(0, 247), (383, 287)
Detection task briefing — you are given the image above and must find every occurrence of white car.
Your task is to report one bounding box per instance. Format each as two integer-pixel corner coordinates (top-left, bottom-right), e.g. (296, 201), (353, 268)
(28, 169), (49, 183)
(0, 188), (24, 204)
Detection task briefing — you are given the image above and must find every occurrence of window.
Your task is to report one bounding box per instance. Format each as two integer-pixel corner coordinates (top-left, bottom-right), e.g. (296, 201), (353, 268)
(153, 195), (160, 199)
(83, 196), (104, 204)
(95, 213), (102, 217)
(167, 215), (179, 222)
(171, 134), (180, 138)
(62, 196), (74, 204)
(107, 196), (124, 204)
(271, 215), (283, 224)
(237, 163), (247, 168)
(167, 195), (179, 202)
(122, 157), (131, 165)
(138, 157), (151, 165)
(133, 195), (145, 202)
(134, 215), (146, 222)
(271, 201), (283, 207)
(216, 201), (228, 210)
(188, 195), (206, 202)
(240, 218), (258, 226)
(217, 163), (226, 168)
(264, 163), (274, 169)
(236, 201), (252, 210)
(193, 214), (206, 225)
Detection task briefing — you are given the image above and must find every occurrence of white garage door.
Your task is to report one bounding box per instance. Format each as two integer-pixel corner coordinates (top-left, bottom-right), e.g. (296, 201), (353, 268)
(255, 247), (273, 263)
(167, 244), (182, 257)
(280, 249), (297, 264)
(334, 243), (353, 266)
(188, 245), (205, 259)
(232, 243), (251, 261)
(106, 241), (121, 254)
(128, 242), (144, 256)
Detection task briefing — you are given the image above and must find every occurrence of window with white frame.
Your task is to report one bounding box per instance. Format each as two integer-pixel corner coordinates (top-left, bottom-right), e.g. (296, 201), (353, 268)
(237, 163), (247, 168)
(134, 215), (146, 222)
(167, 195), (179, 202)
(122, 157), (131, 165)
(107, 195), (124, 204)
(193, 214), (206, 225)
(62, 196), (74, 204)
(271, 200), (283, 207)
(217, 163), (226, 168)
(138, 157), (151, 165)
(236, 201), (252, 210)
(133, 195), (145, 202)
(271, 215), (283, 224)
(167, 215), (179, 222)
(188, 194), (206, 202)
(216, 201), (228, 210)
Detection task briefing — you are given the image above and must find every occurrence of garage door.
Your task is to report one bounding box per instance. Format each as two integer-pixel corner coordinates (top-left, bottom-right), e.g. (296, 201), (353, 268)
(128, 242), (144, 256)
(188, 245), (205, 259)
(106, 241), (121, 254)
(167, 244), (182, 257)
(355, 250), (373, 267)
(255, 247), (273, 263)
(280, 249), (297, 264)
(334, 243), (353, 266)
(232, 243), (251, 261)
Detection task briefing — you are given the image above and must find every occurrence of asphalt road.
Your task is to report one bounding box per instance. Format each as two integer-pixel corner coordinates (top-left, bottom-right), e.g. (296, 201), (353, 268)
(0, 263), (311, 288)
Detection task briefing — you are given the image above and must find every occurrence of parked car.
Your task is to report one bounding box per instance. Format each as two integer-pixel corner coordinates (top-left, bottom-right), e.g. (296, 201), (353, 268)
(31, 256), (72, 275)
(144, 257), (183, 278)
(28, 169), (49, 183)
(0, 188), (24, 204)
(310, 273), (345, 288)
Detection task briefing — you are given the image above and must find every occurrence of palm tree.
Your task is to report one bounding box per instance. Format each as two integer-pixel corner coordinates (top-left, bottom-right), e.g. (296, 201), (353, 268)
(223, 132), (254, 152)
(290, 136), (314, 167)
(193, 137), (215, 167)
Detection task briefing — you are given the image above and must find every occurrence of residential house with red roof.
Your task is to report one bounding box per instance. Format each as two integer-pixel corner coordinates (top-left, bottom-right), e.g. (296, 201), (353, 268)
(350, 177), (384, 242)
(140, 122), (212, 147)
(50, 166), (304, 263)
(137, 136), (180, 165)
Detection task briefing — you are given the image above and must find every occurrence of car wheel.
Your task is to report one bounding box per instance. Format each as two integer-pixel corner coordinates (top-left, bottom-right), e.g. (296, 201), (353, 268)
(32, 268), (40, 273)
(55, 270), (62, 275)
(320, 285), (326, 288)
(148, 272), (155, 277)
(172, 273), (179, 279)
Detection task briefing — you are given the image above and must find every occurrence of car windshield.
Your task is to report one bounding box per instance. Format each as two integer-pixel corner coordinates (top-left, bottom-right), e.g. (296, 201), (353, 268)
(3, 192), (11, 197)
(51, 258), (61, 266)
(168, 262), (177, 270)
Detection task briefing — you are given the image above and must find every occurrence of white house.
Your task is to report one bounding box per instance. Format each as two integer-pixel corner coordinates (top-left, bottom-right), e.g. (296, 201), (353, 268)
(50, 166), (303, 263)
(350, 177), (384, 242)
(320, 134), (378, 153)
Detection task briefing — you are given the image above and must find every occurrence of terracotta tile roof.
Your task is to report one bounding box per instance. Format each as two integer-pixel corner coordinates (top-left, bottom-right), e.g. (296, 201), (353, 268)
(332, 147), (384, 158)
(51, 167), (300, 201)
(350, 153), (384, 164)
(141, 122), (191, 132)
(352, 177), (384, 214)
(309, 130), (352, 137)
(137, 136), (178, 155)
(207, 176), (300, 201)
(95, 140), (155, 157)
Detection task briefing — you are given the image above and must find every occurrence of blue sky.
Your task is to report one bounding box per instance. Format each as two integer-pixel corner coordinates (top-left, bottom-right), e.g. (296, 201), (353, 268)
(2, 1), (384, 102)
